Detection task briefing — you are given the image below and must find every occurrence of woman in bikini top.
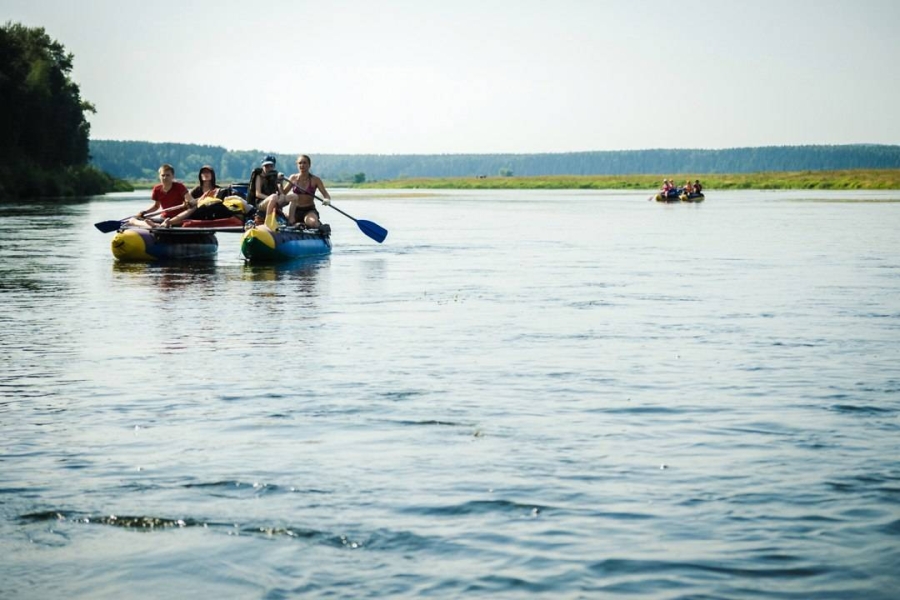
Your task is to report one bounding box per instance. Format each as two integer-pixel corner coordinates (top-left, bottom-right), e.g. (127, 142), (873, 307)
(286, 154), (331, 229)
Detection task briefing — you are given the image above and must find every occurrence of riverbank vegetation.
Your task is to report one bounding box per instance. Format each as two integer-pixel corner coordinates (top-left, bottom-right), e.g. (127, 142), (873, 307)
(354, 169), (900, 191)
(92, 140), (900, 185)
(0, 22), (128, 199)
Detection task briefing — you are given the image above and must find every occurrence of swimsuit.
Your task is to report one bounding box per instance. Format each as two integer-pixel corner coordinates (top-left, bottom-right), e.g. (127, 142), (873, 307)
(290, 177), (319, 223)
(291, 179), (317, 198)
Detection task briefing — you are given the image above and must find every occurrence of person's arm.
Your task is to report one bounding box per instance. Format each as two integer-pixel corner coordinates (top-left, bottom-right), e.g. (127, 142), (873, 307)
(277, 173), (290, 194)
(137, 187), (163, 217)
(285, 174), (297, 194)
(315, 177), (331, 205)
(254, 176), (264, 203)
(166, 205), (198, 227)
(256, 175), (279, 203)
(286, 176), (303, 225)
(138, 200), (160, 218)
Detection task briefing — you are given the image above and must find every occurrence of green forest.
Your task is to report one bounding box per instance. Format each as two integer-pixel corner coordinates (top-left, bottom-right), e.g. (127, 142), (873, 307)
(90, 140), (900, 185)
(0, 22), (124, 198)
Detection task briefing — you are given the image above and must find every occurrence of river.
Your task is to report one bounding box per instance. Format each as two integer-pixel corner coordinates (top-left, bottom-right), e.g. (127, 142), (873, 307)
(1, 189), (899, 598)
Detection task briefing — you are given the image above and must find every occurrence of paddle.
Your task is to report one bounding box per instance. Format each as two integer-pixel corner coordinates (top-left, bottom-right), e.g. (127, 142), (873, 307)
(293, 189), (388, 243)
(94, 206), (170, 233)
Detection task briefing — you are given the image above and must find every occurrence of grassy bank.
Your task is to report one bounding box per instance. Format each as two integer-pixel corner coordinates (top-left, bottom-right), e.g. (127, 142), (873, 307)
(354, 169), (900, 190)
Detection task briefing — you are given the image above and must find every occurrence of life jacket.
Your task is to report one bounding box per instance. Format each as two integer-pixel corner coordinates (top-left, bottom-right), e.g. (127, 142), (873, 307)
(247, 167), (280, 207)
(247, 168), (262, 207)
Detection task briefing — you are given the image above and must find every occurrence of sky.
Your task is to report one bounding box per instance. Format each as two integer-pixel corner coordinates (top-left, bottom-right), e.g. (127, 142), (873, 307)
(5, 0), (899, 155)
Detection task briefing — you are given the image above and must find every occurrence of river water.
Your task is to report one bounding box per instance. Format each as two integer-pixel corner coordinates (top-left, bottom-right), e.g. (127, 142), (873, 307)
(2, 189), (899, 598)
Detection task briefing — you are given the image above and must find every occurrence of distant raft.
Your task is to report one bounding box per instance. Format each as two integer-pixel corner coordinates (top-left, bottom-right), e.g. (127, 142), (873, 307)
(240, 224), (332, 263)
(655, 192), (705, 203)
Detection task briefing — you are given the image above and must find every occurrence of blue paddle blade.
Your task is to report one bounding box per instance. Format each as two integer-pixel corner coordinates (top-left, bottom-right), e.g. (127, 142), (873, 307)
(358, 219), (388, 243)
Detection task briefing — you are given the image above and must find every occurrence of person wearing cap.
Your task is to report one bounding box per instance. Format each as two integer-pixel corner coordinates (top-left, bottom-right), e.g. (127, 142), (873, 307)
(252, 155), (285, 207)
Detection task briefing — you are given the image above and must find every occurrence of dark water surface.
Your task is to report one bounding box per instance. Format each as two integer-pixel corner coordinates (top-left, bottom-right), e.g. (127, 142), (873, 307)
(2, 189), (899, 598)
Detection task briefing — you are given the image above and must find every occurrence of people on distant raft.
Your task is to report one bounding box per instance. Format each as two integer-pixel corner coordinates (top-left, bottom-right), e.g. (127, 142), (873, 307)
(661, 179), (672, 194)
(693, 179), (703, 195)
(666, 179), (681, 198)
(286, 154), (331, 229)
(160, 165), (238, 227)
(128, 164), (193, 228)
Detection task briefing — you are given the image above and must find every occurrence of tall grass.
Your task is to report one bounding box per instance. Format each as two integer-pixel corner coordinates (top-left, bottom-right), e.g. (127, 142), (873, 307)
(354, 169), (900, 190)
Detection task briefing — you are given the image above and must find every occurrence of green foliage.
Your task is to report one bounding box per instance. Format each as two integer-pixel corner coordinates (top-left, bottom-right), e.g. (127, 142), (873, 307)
(0, 161), (130, 198)
(90, 141), (900, 185)
(0, 22), (116, 198)
(352, 172), (366, 184)
(89, 141), (282, 184)
(1, 22), (92, 168)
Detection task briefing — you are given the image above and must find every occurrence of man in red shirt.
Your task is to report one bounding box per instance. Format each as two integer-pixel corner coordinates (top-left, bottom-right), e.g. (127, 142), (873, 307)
(128, 163), (194, 228)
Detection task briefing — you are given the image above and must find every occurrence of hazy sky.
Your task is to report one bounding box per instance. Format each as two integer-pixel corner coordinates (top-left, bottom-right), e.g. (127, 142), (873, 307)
(6, 0), (899, 155)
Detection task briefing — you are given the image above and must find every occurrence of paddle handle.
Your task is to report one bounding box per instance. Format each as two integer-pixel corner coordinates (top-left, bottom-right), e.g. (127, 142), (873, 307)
(294, 188), (356, 222)
(138, 206), (171, 219)
(294, 188), (387, 243)
(326, 204), (356, 223)
(94, 205), (174, 233)
(294, 188), (334, 207)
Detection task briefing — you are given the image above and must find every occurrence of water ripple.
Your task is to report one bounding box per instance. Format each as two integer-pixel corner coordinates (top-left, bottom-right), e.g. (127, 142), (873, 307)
(3, 193), (900, 598)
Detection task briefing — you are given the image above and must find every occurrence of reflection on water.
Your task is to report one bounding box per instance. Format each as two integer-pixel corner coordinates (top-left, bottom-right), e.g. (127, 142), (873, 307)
(241, 255), (330, 284)
(113, 260), (219, 286)
(109, 255), (330, 302)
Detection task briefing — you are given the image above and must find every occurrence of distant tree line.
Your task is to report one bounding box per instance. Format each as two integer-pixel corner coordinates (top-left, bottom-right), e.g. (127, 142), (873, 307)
(0, 22), (122, 199)
(88, 140), (374, 184)
(90, 141), (900, 184)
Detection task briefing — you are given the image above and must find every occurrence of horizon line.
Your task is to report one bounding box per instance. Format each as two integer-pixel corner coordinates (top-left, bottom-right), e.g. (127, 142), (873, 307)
(88, 140), (900, 157)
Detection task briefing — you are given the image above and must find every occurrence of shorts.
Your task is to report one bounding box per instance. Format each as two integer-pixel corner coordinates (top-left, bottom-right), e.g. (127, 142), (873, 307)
(292, 205), (319, 223)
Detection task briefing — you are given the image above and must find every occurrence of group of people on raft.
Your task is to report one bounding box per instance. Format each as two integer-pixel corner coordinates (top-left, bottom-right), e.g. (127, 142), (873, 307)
(659, 178), (703, 199)
(129, 154), (331, 231)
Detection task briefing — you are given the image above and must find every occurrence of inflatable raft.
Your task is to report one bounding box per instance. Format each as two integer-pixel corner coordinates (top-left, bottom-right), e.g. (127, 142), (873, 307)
(111, 228), (219, 262)
(240, 225), (332, 263)
(655, 192), (705, 203)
